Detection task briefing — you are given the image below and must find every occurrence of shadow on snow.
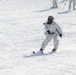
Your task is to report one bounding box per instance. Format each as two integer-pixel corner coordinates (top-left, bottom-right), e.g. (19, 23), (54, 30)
(23, 52), (54, 58)
(23, 50), (76, 58)
(57, 10), (72, 14)
(36, 8), (51, 12)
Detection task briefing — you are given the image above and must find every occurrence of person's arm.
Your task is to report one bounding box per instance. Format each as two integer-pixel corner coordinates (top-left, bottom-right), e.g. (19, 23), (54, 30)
(43, 22), (51, 35)
(55, 23), (63, 38)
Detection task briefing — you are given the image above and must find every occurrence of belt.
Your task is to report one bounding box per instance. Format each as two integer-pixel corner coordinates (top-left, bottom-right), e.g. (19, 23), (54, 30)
(50, 32), (55, 34)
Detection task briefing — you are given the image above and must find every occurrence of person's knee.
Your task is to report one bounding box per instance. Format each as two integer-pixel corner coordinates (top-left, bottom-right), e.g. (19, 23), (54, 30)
(42, 39), (49, 46)
(54, 39), (59, 45)
(57, 39), (59, 43)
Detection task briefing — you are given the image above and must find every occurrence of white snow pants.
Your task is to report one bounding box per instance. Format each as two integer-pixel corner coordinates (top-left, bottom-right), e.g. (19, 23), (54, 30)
(41, 34), (59, 50)
(69, 0), (75, 10)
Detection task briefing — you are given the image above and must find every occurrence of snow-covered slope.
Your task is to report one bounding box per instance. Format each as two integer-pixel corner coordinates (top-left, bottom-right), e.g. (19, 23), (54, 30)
(0, 0), (76, 75)
(0, 0), (50, 10)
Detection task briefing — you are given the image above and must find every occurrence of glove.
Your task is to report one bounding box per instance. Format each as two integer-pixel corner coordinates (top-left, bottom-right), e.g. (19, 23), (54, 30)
(47, 30), (51, 34)
(59, 34), (62, 38)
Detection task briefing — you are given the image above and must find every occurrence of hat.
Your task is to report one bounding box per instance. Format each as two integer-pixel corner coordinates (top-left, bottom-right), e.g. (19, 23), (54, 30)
(48, 16), (54, 21)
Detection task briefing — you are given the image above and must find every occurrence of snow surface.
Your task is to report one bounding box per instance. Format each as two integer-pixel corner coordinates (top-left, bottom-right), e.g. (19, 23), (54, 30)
(0, 0), (76, 75)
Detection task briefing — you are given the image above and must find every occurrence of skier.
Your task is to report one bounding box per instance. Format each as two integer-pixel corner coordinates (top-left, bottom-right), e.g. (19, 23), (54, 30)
(39, 16), (63, 53)
(51, 0), (58, 8)
(69, 0), (76, 10)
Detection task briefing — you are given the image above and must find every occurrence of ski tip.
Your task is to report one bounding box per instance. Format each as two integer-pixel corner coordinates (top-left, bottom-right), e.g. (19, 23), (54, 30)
(33, 51), (35, 54)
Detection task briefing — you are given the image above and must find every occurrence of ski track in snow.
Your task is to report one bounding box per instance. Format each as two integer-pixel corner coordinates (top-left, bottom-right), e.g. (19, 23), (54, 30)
(0, 0), (76, 75)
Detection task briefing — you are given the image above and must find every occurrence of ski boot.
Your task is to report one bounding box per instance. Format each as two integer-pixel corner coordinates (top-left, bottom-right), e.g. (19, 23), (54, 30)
(52, 48), (57, 52)
(40, 48), (44, 54)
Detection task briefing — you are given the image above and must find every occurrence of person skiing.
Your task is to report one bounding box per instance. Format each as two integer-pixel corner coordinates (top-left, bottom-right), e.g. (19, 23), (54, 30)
(69, 0), (75, 10)
(39, 16), (63, 53)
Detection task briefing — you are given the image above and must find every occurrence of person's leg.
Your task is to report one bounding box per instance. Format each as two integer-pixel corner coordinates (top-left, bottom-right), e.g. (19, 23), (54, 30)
(51, 0), (58, 8)
(69, 0), (72, 10)
(54, 0), (58, 8)
(73, 0), (75, 10)
(40, 35), (52, 52)
(52, 35), (59, 52)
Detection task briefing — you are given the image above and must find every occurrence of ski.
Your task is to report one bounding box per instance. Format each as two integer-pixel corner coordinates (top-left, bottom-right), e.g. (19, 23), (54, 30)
(33, 51), (44, 54)
(32, 51), (55, 55)
(24, 51), (55, 58)
(33, 51), (36, 54)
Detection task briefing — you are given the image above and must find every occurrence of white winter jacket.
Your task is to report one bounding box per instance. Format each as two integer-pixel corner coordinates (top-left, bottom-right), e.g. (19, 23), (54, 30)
(44, 21), (63, 36)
